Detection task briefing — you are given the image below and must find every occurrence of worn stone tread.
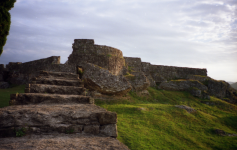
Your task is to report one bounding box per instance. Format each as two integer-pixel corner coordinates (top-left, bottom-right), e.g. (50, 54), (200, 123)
(39, 71), (79, 79)
(33, 78), (84, 87)
(0, 104), (117, 137)
(9, 93), (94, 105)
(0, 133), (129, 150)
(27, 84), (85, 95)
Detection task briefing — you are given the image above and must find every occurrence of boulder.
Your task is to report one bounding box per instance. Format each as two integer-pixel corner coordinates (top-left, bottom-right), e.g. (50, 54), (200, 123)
(125, 72), (150, 92)
(82, 63), (132, 96)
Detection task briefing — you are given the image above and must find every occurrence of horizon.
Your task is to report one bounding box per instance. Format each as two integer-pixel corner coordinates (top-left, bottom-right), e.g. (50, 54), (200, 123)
(0, 0), (236, 82)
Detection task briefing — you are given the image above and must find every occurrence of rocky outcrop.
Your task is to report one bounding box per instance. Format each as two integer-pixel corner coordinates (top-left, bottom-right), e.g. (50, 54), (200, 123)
(187, 75), (237, 104)
(158, 80), (210, 99)
(82, 63), (132, 95)
(207, 79), (237, 104)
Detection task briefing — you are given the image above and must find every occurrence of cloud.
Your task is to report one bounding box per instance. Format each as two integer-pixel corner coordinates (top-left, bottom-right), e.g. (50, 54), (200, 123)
(1, 0), (236, 81)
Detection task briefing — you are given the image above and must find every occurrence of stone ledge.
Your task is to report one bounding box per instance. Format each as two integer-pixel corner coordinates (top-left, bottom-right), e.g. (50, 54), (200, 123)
(0, 133), (129, 150)
(9, 93), (94, 105)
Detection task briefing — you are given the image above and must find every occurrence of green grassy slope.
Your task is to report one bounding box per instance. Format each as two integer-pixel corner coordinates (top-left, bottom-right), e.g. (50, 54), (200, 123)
(231, 82), (237, 90)
(0, 85), (25, 108)
(0, 85), (236, 149)
(96, 88), (237, 150)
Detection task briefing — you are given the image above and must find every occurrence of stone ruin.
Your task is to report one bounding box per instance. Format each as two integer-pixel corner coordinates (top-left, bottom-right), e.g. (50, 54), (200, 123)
(0, 39), (237, 103)
(0, 39), (237, 149)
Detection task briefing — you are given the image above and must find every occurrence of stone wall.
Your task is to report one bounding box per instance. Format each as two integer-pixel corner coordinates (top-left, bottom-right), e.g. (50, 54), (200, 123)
(124, 57), (207, 85)
(3, 56), (76, 85)
(124, 57), (142, 72)
(149, 65), (207, 81)
(6, 56), (60, 74)
(68, 39), (125, 75)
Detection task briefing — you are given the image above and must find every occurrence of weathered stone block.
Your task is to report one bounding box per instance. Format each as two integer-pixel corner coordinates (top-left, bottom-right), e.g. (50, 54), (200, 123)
(84, 125), (99, 134)
(29, 84), (85, 95)
(97, 112), (117, 125)
(100, 124), (117, 137)
(125, 72), (150, 92)
(9, 93), (94, 105)
(82, 63), (132, 95)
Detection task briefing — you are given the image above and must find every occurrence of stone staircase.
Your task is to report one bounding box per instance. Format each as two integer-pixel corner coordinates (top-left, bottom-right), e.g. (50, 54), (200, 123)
(0, 71), (129, 149)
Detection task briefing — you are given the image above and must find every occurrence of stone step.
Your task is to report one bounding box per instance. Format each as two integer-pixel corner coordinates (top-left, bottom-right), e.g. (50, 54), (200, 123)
(31, 77), (84, 87)
(0, 134), (129, 150)
(0, 104), (117, 138)
(39, 70), (79, 79)
(9, 93), (94, 105)
(25, 84), (86, 95)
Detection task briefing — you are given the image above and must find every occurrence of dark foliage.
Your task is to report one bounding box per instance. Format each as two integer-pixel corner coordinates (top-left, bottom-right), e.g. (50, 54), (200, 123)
(0, 0), (16, 56)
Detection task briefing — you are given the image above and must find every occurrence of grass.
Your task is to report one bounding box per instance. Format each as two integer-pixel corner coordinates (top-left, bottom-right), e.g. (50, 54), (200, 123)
(95, 87), (237, 150)
(0, 85), (25, 108)
(0, 85), (236, 149)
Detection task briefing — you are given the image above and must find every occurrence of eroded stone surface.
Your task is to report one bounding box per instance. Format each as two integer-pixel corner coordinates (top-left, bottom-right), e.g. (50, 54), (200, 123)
(100, 124), (117, 137)
(0, 133), (130, 150)
(158, 80), (207, 91)
(39, 70), (79, 79)
(0, 104), (117, 137)
(33, 77), (83, 87)
(9, 93), (94, 105)
(125, 72), (150, 92)
(28, 84), (85, 95)
(68, 39), (125, 75)
(82, 63), (132, 95)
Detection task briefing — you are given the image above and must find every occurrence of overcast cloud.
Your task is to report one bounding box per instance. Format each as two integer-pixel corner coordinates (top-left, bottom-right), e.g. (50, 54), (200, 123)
(0, 0), (236, 81)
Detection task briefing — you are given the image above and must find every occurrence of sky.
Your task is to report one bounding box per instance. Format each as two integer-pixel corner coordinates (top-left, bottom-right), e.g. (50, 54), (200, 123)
(0, 0), (236, 82)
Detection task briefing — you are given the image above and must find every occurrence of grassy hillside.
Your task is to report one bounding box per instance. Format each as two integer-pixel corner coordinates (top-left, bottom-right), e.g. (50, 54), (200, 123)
(0, 85), (25, 108)
(0, 85), (237, 149)
(231, 82), (237, 90)
(96, 88), (237, 150)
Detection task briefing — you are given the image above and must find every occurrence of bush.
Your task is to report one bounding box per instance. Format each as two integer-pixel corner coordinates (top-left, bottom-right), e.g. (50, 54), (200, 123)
(0, 0), (16, 55)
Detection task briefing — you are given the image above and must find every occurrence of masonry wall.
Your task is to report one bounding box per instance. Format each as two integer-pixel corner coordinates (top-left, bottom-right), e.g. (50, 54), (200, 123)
(149, 65), (207, 81)
(68, 39), (125, 75)
(6, 56), (60, 74)
(124, 57), (207, 83)
(124, 57), (142, 72)
(4, 56), (76, 85)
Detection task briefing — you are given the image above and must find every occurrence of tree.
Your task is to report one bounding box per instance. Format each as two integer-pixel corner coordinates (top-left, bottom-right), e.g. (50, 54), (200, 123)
(0, 0), (16, 56)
